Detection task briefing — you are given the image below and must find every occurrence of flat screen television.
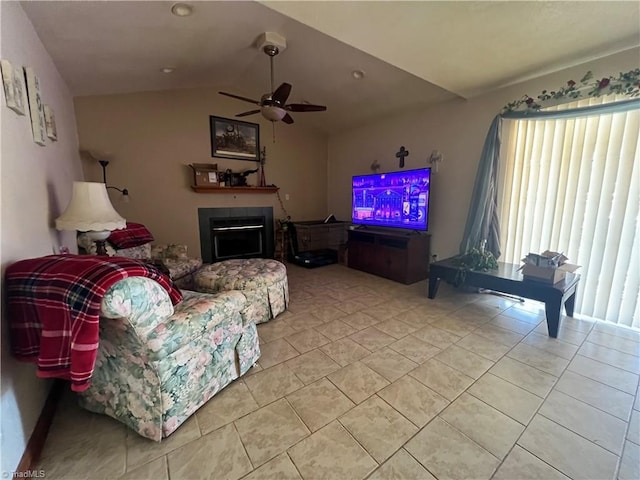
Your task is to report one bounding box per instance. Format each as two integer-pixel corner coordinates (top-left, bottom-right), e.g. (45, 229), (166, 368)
(352, 167), (431, 231)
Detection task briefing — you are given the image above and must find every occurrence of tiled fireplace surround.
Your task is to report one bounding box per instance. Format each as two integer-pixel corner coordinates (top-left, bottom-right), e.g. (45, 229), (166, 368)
(198, 207), (274, 263)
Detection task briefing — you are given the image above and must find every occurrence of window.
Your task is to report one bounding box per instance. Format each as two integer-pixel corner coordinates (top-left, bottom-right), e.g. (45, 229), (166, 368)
(499, 96), (639, 328)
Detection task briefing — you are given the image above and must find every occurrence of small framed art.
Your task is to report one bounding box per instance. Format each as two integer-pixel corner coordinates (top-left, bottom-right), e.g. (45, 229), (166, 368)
(1, 59), (26, 115)
(44, 105), (57, 141)
(24, 67), (46, 146)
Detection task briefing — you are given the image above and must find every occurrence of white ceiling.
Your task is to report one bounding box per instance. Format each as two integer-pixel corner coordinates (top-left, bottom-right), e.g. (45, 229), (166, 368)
(20, 1), (640, 133)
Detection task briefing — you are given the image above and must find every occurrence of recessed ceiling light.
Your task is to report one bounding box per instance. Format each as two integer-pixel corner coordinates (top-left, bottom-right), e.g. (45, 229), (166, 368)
(171, 3), (193, 17)
(352, 70), (365, 80)
(161, 67), (175, 74)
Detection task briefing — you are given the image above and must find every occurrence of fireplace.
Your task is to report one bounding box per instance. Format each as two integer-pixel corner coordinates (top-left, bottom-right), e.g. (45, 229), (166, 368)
(198, 207), (274, 263)
(212, 217), (264, 260)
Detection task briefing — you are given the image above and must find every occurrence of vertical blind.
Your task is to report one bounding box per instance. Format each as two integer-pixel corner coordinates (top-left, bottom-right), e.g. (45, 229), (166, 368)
(499, 96), (640, 328)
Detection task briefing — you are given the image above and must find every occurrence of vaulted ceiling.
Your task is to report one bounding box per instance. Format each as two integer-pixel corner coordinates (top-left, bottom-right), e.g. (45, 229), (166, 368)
(20, 1), (640, 133)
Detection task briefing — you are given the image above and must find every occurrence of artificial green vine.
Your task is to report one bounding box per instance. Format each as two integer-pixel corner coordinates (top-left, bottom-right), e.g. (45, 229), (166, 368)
(502, 68), (640, 113)
(453, 240), (498, 286)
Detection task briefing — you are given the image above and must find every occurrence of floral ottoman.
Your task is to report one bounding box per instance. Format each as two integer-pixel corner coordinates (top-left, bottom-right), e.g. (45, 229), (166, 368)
(193, 258), (289, 324)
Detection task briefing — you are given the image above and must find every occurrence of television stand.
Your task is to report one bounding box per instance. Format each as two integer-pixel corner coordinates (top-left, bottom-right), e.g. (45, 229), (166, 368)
(347, 229), (430, 284)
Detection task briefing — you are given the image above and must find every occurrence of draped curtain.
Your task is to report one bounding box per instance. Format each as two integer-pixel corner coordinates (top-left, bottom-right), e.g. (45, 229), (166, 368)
(458, 116), (503, 257)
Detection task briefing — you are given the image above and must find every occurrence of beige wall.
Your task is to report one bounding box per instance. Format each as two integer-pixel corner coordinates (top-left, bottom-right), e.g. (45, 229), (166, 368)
(328, 47), (640, 261)
(0, 2), (83, 472)
(74, 89), (328, 257)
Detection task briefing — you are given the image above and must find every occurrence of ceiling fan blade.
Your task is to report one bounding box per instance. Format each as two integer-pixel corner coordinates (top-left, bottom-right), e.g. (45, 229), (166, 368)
(286, 103), (327, 112)
(236, 109), (261, 117)
(282, 113), (294, 124)
(272, 83), (292, 105)
(219, 91), (260, 105)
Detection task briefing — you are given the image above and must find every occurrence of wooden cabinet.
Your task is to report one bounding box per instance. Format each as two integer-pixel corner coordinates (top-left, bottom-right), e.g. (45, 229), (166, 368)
(347, 229), (430, 284)
(293, 221), (348, 252)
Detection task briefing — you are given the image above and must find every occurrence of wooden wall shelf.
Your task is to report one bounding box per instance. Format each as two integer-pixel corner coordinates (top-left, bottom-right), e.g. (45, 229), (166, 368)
(191, 186), (279, 194)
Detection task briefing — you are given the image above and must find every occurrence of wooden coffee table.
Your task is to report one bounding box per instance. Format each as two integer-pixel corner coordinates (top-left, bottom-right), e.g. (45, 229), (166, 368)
(428, 257), (580, 338)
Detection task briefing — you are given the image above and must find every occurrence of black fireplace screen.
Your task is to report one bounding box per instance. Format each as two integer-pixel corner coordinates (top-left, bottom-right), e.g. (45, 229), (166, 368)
(198, 207), (274, 263)
(211, 216), (265, 261)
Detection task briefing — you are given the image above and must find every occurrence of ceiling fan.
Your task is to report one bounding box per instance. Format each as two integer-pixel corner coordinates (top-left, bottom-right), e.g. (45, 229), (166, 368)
(219, 34), (326, 125)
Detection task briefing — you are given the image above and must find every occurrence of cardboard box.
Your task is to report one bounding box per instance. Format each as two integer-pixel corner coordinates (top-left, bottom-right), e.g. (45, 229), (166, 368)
(189, 163), (218, 186)
(520, 250), (580, 284)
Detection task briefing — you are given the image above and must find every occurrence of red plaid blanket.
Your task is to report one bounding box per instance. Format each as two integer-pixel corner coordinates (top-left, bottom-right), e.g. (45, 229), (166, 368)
(6, 254), (182, 392)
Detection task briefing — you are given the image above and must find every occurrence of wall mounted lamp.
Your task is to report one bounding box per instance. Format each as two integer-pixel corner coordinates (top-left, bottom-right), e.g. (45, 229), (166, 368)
(98, 160), (129, 202)
(428, 150), (444, 173)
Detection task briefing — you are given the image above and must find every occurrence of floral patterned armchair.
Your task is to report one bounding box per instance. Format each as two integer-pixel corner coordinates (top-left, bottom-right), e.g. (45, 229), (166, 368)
(77, 276), (260, 441)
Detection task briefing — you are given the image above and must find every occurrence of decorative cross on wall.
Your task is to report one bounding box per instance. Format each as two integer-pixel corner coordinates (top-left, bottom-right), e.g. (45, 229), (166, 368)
(396, 146), (409, 168)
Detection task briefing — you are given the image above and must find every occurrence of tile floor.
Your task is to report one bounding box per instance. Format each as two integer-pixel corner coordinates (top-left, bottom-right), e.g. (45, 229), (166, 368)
(37, 263), (640, 479)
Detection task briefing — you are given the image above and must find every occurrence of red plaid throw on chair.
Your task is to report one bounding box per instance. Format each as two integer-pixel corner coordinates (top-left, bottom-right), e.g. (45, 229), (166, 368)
(6, 254), (182, 391)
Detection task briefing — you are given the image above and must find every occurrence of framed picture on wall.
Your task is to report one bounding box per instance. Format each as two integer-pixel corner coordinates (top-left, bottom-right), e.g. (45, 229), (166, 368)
(44, 104), (57, 141)
(24, 66), (46, 146)
(210, 116), (260, 162)
(1, 59), (26, 115)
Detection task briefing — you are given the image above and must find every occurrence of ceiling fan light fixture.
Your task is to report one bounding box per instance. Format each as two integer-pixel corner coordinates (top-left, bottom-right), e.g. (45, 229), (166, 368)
(261, 105), (286, 122)
(218, 32), (325, 129)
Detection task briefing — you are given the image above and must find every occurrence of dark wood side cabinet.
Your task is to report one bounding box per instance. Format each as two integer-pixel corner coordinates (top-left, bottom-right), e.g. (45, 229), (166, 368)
(347, 229), (431, 284)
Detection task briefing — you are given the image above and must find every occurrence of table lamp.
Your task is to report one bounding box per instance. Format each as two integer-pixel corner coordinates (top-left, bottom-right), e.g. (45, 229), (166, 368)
(55, 181), (126, 255)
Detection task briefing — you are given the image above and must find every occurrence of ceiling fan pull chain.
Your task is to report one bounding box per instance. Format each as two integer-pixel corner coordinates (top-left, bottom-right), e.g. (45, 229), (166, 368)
(272, 121), (276, 143)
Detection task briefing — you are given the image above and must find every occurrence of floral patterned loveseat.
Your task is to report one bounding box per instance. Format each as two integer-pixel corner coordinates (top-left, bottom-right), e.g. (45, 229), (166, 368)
(77, 221), (203, 289)
(77, 276), (260, 441)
